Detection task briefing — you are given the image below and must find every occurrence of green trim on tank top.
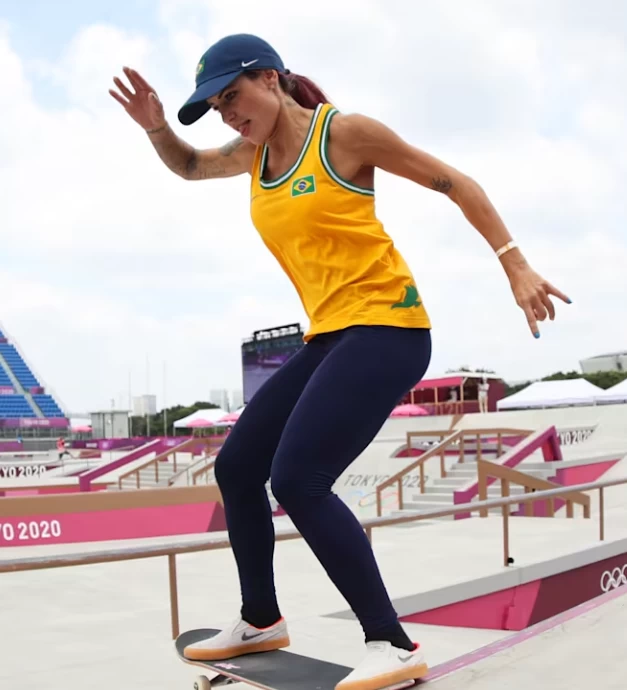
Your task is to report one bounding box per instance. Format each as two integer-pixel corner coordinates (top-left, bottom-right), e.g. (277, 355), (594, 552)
(258, 103), (324, 189)
(320, 108), (375, 196)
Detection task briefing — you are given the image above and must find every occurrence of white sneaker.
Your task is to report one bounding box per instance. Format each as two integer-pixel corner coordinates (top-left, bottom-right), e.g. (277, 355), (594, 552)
(335, 640), (428, 690)
(183, 616), (290, 661)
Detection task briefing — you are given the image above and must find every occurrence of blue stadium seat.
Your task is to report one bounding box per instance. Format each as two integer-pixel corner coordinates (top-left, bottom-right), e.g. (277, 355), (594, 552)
(0, 344), (40, 387)
(0, 340), (65, 419)
(0, 395), (36, 418)
(32, 394), (64, 418)
(0, 367), (12, 387)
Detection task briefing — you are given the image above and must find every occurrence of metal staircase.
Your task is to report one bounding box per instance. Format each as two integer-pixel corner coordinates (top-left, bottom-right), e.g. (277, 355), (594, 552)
(112, 459), (194, 490)
(398, 455), (554, 517)
(380, 428), (558, 520)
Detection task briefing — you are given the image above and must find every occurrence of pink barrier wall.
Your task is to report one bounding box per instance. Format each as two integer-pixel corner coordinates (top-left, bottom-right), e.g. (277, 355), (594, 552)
(514, 459), (620, 517)
(400, 548), (627, 631)
(0, 500), (226, 547)
(421, 585), (627, 683)
(555, 459), (619, 485)
(0, 484), (109, 498)
(78, 439), (165, 491)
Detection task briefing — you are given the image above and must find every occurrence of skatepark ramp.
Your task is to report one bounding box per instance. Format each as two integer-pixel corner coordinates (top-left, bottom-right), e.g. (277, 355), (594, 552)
(80, 438), (214, 491)
(370, 427), (557, 518)
(3, 473), (627, 631)
(4, 472), (627, 690)
(339, 404), (627, 521)
(422, 585), (627, 688)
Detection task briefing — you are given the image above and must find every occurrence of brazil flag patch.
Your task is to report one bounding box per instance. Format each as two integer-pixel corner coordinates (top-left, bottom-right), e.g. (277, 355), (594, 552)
(291, 175), (316, 197)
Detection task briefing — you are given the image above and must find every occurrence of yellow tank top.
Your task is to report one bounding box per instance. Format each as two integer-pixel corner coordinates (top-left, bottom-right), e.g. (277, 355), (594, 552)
(249, 102), (431, 342)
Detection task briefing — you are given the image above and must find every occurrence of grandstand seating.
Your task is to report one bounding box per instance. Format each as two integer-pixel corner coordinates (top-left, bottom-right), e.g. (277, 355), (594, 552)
(0, 330), (66, 421)
(0, 367), (12, 387)
(0, 395), (36, 418)
(32, 394), (64, 417)
(0, 344), (40, 388)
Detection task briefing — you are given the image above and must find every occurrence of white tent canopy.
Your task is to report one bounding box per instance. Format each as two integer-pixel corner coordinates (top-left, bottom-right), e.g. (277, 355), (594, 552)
(173, 408), (228, 428)
(595, 378), (627, 404)
(497, 378), (604, 410)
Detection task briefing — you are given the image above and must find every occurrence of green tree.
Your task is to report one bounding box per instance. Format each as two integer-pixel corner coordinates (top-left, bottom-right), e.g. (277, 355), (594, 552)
(503, 370), (627, 396)
(445, 366), (497, 374)
(130, 400), (220, 437)
(583, 370), (627, 390)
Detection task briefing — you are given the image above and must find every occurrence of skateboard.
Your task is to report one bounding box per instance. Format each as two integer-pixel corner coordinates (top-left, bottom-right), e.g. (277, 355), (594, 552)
(175, 628), (419, 690)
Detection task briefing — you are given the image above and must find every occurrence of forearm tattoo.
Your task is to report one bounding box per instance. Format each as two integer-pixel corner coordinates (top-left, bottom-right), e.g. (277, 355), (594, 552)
(431, 175), (453, 194)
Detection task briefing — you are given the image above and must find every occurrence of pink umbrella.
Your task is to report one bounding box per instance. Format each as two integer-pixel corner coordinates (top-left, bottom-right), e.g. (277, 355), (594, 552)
(187, 418), (215, 428)
(217, 411), (241, 423)
(390, 403), (429, 417)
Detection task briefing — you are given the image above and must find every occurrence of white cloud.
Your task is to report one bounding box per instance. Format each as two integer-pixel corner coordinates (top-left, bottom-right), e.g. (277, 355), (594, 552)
(0, 1), (625, 412)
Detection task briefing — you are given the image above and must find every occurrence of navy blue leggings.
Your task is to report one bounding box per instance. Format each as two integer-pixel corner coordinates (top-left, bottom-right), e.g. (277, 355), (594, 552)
(214, 325), (431, 643)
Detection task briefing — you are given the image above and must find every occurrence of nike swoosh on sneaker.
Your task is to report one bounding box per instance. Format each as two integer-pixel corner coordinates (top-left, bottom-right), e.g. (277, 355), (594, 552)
(241, 631), (264, 641)
(398, 654), (415, 663)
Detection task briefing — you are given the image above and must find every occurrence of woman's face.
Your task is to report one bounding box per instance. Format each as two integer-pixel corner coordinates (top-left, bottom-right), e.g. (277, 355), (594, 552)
(206, 70), (281, 145)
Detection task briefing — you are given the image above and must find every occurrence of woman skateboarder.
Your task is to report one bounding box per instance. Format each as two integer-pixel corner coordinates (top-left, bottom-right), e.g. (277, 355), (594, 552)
(110, 33), (570, 690)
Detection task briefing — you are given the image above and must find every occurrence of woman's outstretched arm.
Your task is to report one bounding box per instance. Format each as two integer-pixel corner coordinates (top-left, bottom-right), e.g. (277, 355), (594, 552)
(109, 67), (255, 180)
(330, 112), (572, 338)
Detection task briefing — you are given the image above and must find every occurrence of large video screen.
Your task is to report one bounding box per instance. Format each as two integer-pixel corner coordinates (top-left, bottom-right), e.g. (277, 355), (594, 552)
(242, 324), (304, 404)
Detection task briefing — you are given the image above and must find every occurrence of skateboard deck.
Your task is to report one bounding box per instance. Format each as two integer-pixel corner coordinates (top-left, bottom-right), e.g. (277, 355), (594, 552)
(175, 628), (418, 690)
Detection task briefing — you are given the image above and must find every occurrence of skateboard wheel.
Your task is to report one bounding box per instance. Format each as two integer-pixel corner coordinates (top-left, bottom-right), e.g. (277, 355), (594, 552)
(193, 675), (211, 690)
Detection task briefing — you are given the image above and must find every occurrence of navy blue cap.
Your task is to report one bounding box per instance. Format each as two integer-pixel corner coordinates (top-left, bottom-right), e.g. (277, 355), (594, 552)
(177, 34), (287, 126)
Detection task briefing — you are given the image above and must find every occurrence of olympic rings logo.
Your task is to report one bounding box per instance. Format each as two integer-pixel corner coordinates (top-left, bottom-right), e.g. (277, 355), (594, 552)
(600, 565), (627, 592)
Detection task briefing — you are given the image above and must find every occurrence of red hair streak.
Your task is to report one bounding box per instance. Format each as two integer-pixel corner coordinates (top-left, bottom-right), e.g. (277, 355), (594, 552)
(280, 72), (329, 109)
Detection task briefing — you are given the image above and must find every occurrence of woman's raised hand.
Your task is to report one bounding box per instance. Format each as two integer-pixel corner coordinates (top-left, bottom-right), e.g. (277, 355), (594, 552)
(109, 67), (167, 132)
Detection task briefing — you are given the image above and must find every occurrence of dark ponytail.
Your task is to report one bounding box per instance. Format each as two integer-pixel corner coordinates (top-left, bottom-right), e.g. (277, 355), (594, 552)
(243, 70), (330, 110)
(278, 72), (329, 109)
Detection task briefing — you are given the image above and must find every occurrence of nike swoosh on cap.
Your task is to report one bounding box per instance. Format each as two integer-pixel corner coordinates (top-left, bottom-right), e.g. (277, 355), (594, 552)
(241, 59), (259, 67)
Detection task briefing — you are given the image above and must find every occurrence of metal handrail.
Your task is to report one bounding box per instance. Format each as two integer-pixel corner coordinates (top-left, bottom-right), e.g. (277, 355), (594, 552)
(116, 438), (208, 489)
(375, 430), (462, 515)
(476, 458), (591, 518)
(375, 427), (532, 515)
(191, 459), (216, 485)
(1, 474), (625, 640)
(167, 452), (214, 486)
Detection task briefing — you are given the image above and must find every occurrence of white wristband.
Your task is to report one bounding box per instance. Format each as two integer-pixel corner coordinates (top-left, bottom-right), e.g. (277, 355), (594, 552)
(495, 241), (518, 258)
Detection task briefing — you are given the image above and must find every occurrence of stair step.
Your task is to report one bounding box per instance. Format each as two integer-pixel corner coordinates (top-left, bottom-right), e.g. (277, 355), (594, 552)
(447, 464), (553, 479)
(402, 499), (521, 512)
(432, 477), (471, 488)
(403, 493), (456, 504)
(421, 484), (525, 497)
(117, 462), (193, 489)
(447, 469), (477, 478)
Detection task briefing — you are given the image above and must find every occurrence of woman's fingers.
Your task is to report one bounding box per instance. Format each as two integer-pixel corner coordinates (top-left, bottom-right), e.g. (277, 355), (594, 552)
(540, 290), (556, 321)
(147, 92), (164, 118)
(512, 269), (572, 338)
(109, 88), (129, 108)
(545, 281), (572, 305)
(531, 295), (548, 322)
(524, 303), (539, 338)
(113, 76), (135, 101)
(122, 66), (143, 92)
(123, 66), (155, 94)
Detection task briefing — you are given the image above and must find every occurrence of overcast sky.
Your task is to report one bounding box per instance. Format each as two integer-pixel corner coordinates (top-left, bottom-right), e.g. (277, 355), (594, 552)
(0, 0), (625, 413)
